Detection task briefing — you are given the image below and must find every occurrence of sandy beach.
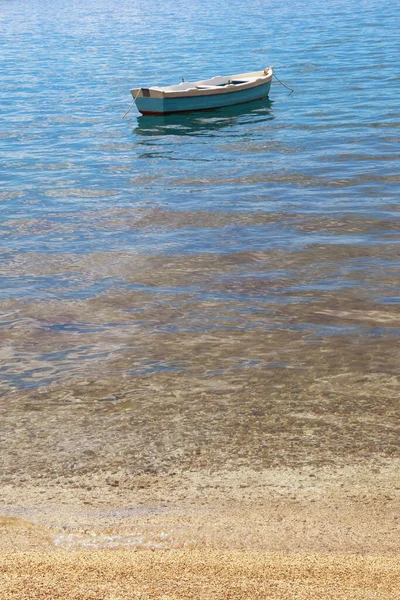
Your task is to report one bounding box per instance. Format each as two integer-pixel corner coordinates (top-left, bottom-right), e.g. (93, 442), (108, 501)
(1, 456), (400, 598)
(2, 549), (400, 600)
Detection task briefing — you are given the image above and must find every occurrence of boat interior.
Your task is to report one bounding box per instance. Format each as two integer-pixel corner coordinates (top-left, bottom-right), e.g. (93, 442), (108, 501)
(155, 73), (266, 92)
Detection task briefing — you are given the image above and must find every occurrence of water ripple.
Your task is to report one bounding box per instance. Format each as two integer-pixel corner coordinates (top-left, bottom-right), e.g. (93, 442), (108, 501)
(0, 0), (399, 389)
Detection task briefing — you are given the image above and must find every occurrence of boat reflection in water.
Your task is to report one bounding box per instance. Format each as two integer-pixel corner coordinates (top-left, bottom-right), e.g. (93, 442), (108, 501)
(134, 98), (274, 138)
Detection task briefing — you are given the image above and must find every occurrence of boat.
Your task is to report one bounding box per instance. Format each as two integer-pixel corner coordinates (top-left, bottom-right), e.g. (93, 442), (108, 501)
(130, 67), (273, 116)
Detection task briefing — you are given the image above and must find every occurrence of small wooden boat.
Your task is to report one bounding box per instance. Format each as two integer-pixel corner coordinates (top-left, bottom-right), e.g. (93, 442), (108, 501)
(130, 67), (273, 116)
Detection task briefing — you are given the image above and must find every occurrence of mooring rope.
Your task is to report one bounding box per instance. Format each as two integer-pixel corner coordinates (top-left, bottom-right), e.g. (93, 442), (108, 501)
(122, 88), (141, 119)
(273, 73), (294, 93)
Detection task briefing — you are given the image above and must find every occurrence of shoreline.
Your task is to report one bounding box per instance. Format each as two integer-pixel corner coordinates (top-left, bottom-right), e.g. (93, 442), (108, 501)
(2, 460), (399, 553)
(1, 460), (400, 598)
(2, 369), (399, 598)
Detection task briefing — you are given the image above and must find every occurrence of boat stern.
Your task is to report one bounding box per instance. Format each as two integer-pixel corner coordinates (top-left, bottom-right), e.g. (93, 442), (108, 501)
(130, 87), (166, 115)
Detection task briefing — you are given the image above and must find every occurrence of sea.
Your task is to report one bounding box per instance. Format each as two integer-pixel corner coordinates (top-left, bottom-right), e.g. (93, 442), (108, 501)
(0, 0), (399, 474)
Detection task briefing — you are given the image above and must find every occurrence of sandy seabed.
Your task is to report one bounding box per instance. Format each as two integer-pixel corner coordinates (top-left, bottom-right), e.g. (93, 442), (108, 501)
(1, 338), (400, 599)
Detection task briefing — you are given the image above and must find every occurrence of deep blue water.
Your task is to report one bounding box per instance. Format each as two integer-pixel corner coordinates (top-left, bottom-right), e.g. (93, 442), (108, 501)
(0, 0), (399, 390)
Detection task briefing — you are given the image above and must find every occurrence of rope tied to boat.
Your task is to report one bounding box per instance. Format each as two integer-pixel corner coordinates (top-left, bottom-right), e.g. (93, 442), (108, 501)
(122, 88), (141, 119)
(273, 72), (294, 93)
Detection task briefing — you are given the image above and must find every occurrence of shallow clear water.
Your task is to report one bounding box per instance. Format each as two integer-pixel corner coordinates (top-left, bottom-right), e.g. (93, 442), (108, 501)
(0, 0), (399, 392)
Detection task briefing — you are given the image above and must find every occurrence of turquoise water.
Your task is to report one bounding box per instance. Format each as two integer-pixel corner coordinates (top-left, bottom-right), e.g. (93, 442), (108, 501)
(0, 0), (399, 391)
